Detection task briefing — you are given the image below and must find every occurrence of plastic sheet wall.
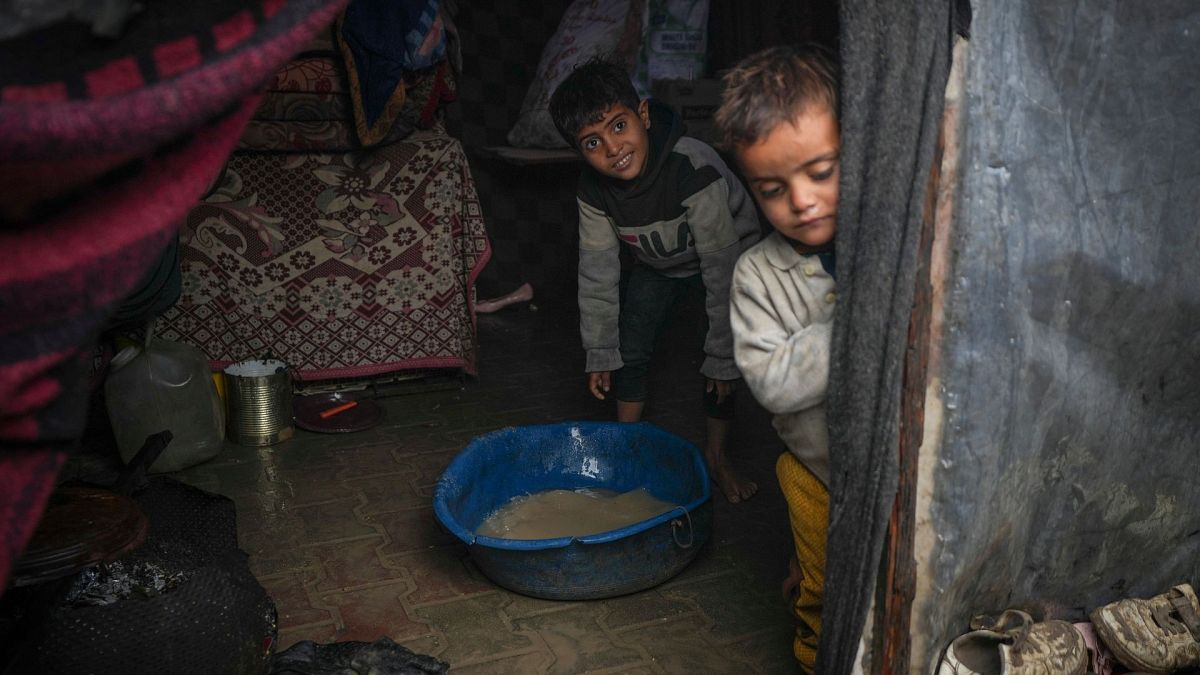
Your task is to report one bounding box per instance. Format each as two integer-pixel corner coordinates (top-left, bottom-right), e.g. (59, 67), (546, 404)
(910, 1), (1200, 669)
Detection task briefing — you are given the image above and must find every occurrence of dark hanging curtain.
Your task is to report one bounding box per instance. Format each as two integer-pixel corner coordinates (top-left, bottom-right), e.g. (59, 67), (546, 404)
(818, 0), (967, 671)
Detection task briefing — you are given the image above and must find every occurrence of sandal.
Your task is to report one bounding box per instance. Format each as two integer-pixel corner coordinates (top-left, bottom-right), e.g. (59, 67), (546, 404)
(1090, 583), (1200, 674)
(938, 609), (1087, 675)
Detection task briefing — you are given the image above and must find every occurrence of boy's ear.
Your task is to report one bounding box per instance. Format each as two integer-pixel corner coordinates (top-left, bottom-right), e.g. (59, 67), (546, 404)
(638, 99), (651, 129)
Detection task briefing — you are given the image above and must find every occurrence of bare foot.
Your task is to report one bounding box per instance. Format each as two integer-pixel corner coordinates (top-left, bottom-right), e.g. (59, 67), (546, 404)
(781, 555), (804, 602)
(703, 417), (757, 503)
(708, 458), (758, 503)
(475, 282), (533, 314)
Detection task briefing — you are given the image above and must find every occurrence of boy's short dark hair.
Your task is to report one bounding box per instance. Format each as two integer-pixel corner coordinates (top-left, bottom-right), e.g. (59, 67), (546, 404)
(548, 56), (641, 149)
(714, 44), (839, 151)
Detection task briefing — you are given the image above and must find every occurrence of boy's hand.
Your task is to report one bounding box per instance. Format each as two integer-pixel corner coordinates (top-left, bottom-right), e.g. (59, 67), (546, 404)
(706, 378), (736, 406)
(588, 371), (612, 400)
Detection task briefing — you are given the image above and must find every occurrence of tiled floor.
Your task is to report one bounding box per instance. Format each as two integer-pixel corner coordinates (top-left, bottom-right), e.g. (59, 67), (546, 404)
(140, 298), (800, 673)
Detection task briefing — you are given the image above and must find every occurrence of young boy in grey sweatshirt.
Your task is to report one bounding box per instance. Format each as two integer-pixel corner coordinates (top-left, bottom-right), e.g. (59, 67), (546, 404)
(548, 58), (762, 503)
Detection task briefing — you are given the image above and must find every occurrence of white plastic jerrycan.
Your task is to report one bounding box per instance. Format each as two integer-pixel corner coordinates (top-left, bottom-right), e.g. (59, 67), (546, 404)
(104, 337), (225, 473)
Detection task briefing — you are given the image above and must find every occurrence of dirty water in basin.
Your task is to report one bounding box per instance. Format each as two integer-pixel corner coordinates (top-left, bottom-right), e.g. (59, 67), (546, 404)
(476, 487), (679, 540)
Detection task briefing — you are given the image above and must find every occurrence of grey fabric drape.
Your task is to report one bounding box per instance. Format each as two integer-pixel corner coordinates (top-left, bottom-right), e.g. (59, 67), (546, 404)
(818, 1), (964, 670)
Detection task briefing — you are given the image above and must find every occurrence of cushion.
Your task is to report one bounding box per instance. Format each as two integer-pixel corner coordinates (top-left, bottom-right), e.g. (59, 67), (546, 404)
(506, 0), (643, 149)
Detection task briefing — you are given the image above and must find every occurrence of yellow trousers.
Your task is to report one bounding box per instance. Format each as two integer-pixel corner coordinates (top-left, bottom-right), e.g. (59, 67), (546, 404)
(776, 452), (829, 673)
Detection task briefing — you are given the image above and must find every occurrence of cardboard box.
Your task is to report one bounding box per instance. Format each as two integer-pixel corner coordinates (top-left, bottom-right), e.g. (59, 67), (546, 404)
(651, 78), (725, 146)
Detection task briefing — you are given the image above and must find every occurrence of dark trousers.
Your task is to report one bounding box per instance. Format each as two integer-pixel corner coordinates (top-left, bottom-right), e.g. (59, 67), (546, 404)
(611, 264), (735, 419)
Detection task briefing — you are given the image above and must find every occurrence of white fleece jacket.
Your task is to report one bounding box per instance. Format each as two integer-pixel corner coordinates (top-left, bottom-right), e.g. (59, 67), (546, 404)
(730, 231), (836, 486)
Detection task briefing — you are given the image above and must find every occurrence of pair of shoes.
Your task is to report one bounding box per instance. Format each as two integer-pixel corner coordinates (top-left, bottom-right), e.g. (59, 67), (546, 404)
(1090, 583), (1200, 674)
(938, 609), (1087, 675)
(938, 583), (1200, 675)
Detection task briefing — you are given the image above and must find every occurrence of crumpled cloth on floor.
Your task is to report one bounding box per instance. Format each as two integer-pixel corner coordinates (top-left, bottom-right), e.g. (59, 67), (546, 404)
(271, 638), (449, 675)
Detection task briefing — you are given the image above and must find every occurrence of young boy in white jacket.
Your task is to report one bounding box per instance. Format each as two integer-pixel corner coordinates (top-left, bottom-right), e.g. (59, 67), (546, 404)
(716, 44), (840, 673)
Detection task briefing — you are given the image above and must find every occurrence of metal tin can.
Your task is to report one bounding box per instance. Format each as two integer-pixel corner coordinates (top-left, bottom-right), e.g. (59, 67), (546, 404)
(223, 359), (293, 446)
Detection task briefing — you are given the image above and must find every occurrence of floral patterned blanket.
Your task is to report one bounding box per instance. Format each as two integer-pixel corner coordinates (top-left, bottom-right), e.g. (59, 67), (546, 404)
(158, 128), (491, 379)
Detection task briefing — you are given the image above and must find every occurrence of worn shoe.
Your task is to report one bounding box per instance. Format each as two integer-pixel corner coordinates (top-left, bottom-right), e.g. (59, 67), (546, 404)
(1090, 583), (1200, 674)
(1072, 622), (1118, 675)
(938, 609), (1087, 675)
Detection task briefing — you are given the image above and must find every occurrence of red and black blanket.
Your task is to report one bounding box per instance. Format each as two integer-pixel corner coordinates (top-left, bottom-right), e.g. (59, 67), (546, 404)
(0, 0), (348, 593)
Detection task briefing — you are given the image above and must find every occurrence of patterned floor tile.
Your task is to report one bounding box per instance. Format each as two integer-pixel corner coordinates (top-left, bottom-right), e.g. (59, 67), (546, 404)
(713, 521), (797, 591)
(302, 535), (407, 592)
(726, 628), (804, 674)
(595, 589), (698, 631)
(493, 592), (583, 620)
(319, 581), (426, 643)
(346, 470), (426, 515)
(659, 542), (757, 588)
(390, 546), (494, 606)
(227, 489), (295, 525)
(660, 573), (786, 643)
(271, 466), (360, 504)
(405, 451), (459, 491)
(365, 506), (458, 556)
(387, 431), (460, 457)
(237, 510), (307, 551)
(410, 593), (539, 664)
(277, 622), (340, 651)
(260, 572), (334, 627)
(394, 634), (446, 663)
(511, 604), (648, 675)
(291, 497), (378, 543)
(584, 666), (659, 675)
(245, 539), (318, 579)
(612, 614), (762, 674)
(252, 441), (344, 471)
(334, 443), (413, 479)
(448, 650), (555, 674)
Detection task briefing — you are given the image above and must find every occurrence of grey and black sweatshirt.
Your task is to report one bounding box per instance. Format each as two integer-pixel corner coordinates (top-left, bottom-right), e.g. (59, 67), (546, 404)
(576, 100), (762, 381)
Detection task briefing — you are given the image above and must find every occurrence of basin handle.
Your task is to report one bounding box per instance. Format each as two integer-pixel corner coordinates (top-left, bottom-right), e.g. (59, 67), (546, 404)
(670, 507), (694, 549)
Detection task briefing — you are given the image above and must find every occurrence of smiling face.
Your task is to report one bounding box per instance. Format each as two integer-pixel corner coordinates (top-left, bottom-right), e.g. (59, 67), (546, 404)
(574, 100), (652, 182)
(737, 105), (840, 252)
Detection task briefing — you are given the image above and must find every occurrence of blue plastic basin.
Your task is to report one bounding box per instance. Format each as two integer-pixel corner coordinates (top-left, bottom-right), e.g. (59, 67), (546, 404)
(433, 421), (712, 600)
